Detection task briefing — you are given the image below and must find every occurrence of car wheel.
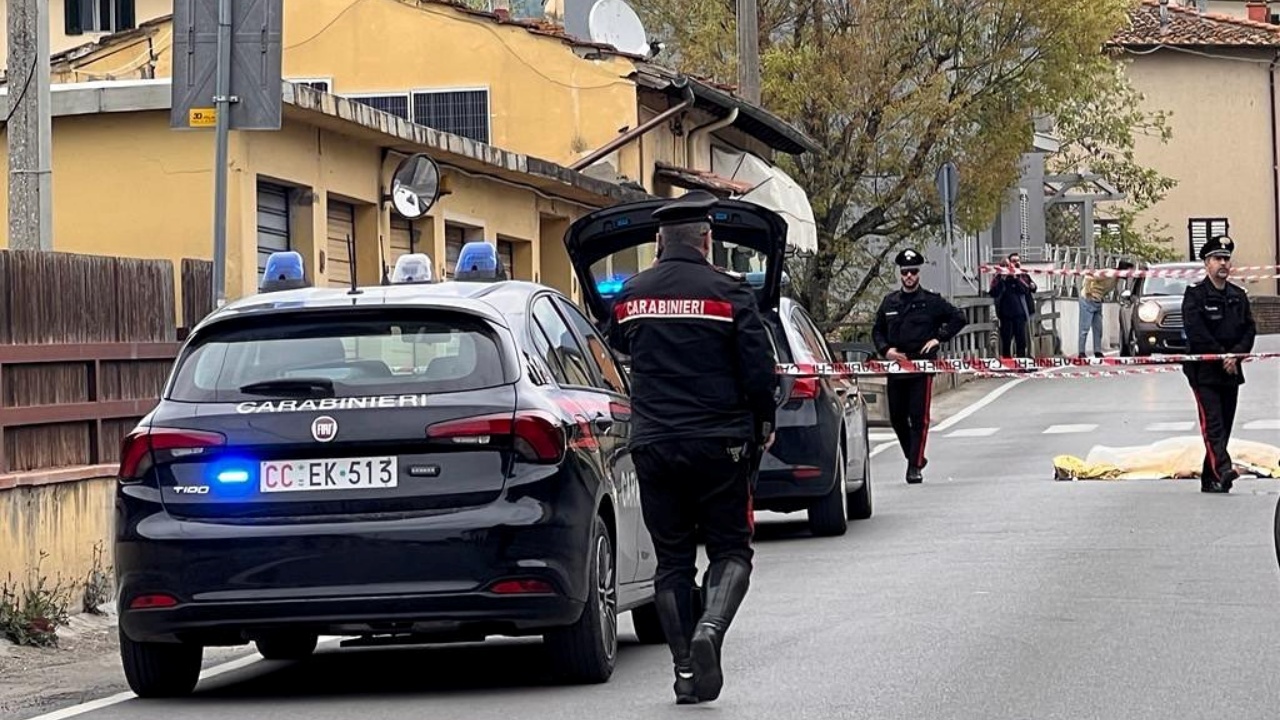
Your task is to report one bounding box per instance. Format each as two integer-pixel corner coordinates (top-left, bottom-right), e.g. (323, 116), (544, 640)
(545, 515), (617, 683)
(255, 633), (318, 661)
(118, 627), (203, 698)
(808, 445), (849, 537)
(629, 602), (667, 645)
(847, 432), (873, 521)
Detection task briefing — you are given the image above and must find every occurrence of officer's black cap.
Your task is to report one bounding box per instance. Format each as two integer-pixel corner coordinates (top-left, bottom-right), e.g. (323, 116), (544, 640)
(1199, 234), (1235, 260)
(652, 190), (718, 227)
(894, 248), (925, 268)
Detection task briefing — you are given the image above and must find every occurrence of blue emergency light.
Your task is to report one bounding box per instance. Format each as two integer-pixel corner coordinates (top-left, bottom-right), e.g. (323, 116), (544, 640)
(391, 253), (435, 284)
(596, 276), (626, 296)
(454, 241), (508, 282)
(260, 251), (310, 293)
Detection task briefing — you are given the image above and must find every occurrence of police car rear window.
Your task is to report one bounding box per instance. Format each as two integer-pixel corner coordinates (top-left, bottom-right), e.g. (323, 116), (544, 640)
(167, 310), (508, 402)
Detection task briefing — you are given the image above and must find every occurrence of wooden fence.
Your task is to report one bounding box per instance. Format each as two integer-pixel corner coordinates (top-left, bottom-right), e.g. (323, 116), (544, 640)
(0, 250), (216, 475)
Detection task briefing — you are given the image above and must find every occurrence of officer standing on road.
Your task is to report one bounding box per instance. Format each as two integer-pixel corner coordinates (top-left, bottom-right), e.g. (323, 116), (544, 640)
(1181, 234), (1256, 494)
(605, 190), (779, 705)
(872, 249), (968, 484)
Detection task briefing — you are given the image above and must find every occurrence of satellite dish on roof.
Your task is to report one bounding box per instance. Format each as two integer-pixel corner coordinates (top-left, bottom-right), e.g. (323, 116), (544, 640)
(587, 0), (649, 56)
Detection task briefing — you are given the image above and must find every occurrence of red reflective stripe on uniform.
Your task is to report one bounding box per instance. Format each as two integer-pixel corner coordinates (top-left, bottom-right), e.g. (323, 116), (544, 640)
(918, 376), (933, 467)
(1192, 389), (1219, 481)
(614, 298), (734, 323)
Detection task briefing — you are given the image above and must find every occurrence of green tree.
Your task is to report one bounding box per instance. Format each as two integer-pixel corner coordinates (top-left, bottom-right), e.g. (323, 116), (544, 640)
(631, 0), (1161, 330)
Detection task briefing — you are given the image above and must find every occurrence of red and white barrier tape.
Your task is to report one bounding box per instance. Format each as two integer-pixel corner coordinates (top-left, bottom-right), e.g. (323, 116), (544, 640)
(980, 264), (1280, 280)
(776, 351), (1280, 377)
(969, 366), (1184, 380)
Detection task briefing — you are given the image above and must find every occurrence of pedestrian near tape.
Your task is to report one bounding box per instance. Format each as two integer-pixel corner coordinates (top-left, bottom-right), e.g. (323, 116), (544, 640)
(1078, 260), (1131, 358)
(989, 252), (1038, 358)
(1181, 234), (1257, 494)
(872, 248), (968, 484)
(604, 190), (778, 704)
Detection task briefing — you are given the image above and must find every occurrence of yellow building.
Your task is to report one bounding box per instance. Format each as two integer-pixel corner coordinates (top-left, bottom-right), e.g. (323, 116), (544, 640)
(0, 0), (171, 65)
(1109, 1), (1280, 275)
(43, 0), (819, 254)
(0, 78), (648, 309)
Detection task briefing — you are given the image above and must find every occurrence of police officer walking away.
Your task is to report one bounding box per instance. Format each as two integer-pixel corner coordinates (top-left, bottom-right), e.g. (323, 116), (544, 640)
(1181, 234), (1256, 494)
(872, 249), (968, 484)
(605, 191), (779, 704)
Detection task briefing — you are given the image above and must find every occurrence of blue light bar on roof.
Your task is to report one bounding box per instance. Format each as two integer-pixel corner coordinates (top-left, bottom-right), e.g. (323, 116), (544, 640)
(260, 251), (309, 293)
(454, 242), (507, 282)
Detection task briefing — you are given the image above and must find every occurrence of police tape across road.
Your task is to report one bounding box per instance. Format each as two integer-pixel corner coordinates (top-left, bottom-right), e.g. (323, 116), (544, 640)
(979, 264), (1280, 280)
(775, 351), (1280, 378)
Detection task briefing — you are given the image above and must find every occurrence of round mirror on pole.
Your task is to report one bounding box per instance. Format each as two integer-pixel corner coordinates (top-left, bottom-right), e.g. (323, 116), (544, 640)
(390, 153), (442, 220)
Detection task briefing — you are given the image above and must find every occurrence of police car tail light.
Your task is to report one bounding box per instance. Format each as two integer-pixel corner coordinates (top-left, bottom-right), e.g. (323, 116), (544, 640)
(118, 427), (227, 482)
(788, 377), (820, 401)
(425, 411), (565, 463)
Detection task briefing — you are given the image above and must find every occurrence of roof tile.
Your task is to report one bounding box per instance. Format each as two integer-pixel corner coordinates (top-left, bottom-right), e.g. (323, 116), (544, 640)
(1110, 0), (1280, 47)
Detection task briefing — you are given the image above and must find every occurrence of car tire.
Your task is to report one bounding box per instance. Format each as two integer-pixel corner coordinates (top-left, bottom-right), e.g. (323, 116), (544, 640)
(629, 602), (667, 645)
(545, 515), (617, 683)
(255, 633), (318, 661)
(808, 446), (849, 537)
(847, 433), (873, 521)
(118, 628), (203, 699)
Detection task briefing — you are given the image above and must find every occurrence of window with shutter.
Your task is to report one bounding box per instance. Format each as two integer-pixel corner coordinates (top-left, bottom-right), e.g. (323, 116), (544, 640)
(411, 89), (490, 143)
(1187, 218), (1229, 260)
(348, 94), (410, 120)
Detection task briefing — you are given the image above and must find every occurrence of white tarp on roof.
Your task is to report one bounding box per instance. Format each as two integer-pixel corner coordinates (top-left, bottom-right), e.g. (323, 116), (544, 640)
(712, 147), (818, 254)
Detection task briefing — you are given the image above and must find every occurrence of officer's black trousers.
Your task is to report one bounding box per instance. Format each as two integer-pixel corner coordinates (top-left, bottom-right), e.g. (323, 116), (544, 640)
(886, 374), (933, 469)
(999, 316), (1029, 358)
(1189, 382), (1240, 483)
(632, 438), (756, 594)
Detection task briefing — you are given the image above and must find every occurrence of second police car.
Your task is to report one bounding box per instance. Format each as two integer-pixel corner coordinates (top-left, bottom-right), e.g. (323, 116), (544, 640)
(113, 244), (669, 697)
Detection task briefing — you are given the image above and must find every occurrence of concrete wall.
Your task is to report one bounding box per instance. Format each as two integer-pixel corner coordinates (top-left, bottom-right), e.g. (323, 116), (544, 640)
(0, 472), (114, 597)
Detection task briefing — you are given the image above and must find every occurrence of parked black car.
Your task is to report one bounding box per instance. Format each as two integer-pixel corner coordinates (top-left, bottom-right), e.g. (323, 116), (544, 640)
(1118, 261), (1200, 355)
(114, 247), (666, 698)
(564, 198), (872, 538)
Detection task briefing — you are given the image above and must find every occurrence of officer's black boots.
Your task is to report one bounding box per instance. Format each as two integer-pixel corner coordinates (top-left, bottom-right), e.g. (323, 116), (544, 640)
(654, 586), (699, 704)
(906, 466), (923, 484)
(690, 558), (751, 702)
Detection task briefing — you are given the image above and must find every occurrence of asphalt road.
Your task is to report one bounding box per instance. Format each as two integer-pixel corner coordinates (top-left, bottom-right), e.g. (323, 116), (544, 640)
(28, 337), (1280, 720)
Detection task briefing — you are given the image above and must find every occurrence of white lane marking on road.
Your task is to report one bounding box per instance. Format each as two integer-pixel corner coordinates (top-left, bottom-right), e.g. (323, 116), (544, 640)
(945, 427), (1000, 438)
(1043, 424), (1099, 435)
(1147, 421), (1195, 432)
(869, 432), (898, 442)
(1243, 419), (1280, 431)
(24, 636), (347, 720)
(870, 378), (1028, 458)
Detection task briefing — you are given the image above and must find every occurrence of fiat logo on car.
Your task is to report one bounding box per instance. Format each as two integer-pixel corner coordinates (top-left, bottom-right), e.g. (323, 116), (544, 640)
(311, 416), (338, 443)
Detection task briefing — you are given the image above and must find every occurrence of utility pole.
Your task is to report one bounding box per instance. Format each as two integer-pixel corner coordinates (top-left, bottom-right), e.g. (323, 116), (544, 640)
(211, 0), (234, 307)
(736, 0), (760, 105)
(6, 0), (53, 250)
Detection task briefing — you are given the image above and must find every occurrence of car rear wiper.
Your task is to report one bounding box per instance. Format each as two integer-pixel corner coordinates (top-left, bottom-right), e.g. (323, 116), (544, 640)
(238, 378), (336, 398)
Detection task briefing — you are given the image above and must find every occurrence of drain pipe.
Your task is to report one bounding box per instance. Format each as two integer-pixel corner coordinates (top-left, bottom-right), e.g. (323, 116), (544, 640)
(570, 82), (696, 172)
(686, 107), (738, 171)
(1271, 50), (1280, 295)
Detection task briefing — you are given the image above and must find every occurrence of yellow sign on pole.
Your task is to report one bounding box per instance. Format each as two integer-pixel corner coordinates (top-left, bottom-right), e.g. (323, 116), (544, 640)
(188, 108), (217, 127)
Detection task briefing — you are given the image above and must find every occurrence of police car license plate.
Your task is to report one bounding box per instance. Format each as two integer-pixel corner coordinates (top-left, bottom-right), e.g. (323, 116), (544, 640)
(260, 457), (398, 493)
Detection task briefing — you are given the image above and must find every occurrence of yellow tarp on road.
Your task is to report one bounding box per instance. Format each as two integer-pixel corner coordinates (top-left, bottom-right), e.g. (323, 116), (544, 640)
(1054, 436), (1280, 481)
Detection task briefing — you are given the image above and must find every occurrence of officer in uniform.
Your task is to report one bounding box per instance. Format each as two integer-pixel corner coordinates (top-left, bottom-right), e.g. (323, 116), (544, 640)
(872, 249), (968, 484)
(1180, 234), (1256, 494)
(604, 190), (778, 705)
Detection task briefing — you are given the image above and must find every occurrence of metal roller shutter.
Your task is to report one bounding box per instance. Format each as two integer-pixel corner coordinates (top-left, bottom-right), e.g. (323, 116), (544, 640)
(256, 182), (290, 280)
(327, 200), (356, 287)
(390, 216), (413, 267)
(498, 240), (516, 279)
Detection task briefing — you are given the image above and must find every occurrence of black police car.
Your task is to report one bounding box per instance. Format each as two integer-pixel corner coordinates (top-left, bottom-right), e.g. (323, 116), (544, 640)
(113, 245), (665, 698)
(565, 198), (872, 538)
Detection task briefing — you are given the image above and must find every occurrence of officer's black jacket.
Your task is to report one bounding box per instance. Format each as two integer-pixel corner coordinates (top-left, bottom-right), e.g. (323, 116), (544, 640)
(871, 287), (968, 359)
(604, 243), (779, 446)
(1181, 279), (1256, 386)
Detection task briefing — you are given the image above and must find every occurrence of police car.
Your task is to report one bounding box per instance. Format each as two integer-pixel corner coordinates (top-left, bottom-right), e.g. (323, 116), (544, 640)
(565, 198), (872, 538)
(114, 244), (665, 698)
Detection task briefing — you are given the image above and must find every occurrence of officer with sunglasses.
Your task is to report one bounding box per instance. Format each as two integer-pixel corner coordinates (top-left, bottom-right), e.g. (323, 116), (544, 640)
(872, 249), (968, 483)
